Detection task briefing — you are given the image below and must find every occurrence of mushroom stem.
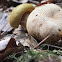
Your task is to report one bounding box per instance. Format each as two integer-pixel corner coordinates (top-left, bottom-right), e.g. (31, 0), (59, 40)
(20, 11), (30, 30)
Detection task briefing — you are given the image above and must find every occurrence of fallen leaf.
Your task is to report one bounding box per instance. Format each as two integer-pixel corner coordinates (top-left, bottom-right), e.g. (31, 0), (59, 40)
(13, 26), (38, 49)
(0, 37), (22, 60)
(0, 37), (11, 51)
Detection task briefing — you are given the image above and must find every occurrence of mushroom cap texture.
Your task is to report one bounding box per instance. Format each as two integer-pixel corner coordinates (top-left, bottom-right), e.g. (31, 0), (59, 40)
(9, 3), (35, 29)
(26, 4), (62, 44)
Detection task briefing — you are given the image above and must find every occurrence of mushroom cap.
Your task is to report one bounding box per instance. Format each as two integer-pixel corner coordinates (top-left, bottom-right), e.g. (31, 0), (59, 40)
(9, 3), (35, 29)
(26, 4), (62, 43)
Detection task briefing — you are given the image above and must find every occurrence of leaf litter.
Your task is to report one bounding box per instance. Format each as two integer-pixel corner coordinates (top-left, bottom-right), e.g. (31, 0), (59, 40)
(0, 0), (62, 62)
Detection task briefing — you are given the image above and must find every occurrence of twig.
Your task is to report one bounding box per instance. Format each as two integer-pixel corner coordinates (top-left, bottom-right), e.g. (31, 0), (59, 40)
(0, 26), (11, 39)
(0, 21), (9, 33)
(34, 34), (51, 49)
(41, 44), (62, 50)
(28, 0), (39, 5)
(1, 26), (11, 36)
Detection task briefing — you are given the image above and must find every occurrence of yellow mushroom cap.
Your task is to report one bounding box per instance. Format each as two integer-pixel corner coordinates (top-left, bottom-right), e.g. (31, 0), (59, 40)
(9, 3), (35, 29)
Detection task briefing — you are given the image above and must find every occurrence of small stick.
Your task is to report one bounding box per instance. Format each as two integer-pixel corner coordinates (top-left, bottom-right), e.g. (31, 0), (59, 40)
(0, 21), (9, 33)
(28, 0), (39, 5)
(1, 26), (11, 36)
(0, 26), (11, 39)
(34, 34), (51, 49)
(42, 44), (62, 50)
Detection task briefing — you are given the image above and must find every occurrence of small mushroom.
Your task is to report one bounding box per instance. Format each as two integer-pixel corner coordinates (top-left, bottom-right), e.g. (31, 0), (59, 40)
(9, 3), (35, 29)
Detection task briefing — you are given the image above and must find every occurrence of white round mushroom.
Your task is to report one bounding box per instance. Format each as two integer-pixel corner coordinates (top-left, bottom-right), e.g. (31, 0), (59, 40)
(26, 4), (62, 44)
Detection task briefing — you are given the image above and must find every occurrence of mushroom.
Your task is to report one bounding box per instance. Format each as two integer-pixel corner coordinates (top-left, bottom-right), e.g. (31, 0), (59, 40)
(26, 4), (62, 44)
(9, 3), (35, 29)
(9, 3), (62, 44)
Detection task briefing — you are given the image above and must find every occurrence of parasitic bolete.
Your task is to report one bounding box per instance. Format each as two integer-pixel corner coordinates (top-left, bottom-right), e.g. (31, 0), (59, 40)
(9, 3), (62, 44)
(9, 3), (35, 29)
